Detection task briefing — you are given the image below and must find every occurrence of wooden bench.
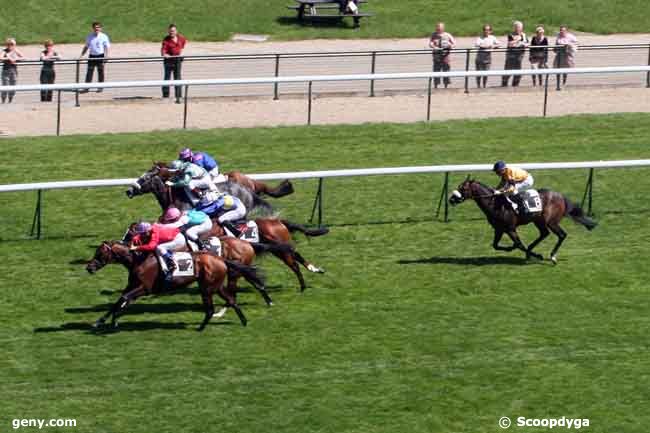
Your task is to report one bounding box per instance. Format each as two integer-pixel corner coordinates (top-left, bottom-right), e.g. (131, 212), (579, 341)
(287, 0), (372, 27)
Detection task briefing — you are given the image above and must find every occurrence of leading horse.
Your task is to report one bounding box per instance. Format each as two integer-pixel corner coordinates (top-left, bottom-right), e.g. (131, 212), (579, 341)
(449, 179), (597, 263)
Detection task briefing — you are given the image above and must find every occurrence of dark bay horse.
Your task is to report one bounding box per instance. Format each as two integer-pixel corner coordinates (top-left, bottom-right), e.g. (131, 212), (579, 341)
(449, 179), (597, 264)
(86, 241), (265, 330)
(126, 163), (274, 214)
(125, 165), (329, 290)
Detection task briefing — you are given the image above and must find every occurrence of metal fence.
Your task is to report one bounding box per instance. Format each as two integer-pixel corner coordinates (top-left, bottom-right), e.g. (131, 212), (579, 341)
(2, 159), (649, 239)
(5, 43), (650, 105)
(1, 65), (650, 135)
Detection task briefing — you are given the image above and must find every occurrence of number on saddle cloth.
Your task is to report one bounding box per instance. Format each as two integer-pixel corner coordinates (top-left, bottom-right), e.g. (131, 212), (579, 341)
(521, 189), (543, 214)
(171, 252), (195, 277)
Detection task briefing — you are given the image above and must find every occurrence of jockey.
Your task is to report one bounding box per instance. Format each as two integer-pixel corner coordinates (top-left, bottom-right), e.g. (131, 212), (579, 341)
(166, 159), (215, 205)
(492, 160), (534, 215)
(179, 209), (213, 251)
(197, 191), (247, 237)
(129, 212), (185, 282)
(178, 148), (223, 183)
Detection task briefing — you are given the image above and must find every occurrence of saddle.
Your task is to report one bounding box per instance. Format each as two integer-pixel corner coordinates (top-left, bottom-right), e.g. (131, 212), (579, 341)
(224, 220), (260, 243)
(506, 189), (543, 216)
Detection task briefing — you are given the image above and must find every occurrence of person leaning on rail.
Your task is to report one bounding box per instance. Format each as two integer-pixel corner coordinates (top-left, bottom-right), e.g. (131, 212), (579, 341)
(1, 38), (24, 104)
(40, 40), (61, 102)
(429, 22), (456, 89)
(474, 24), (500, 88)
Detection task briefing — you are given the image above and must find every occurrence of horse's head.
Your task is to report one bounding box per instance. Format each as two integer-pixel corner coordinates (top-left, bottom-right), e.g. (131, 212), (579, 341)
(126, 163), (169, 199)
(86, 241), (130, 274)
(449, 177), (490, 206)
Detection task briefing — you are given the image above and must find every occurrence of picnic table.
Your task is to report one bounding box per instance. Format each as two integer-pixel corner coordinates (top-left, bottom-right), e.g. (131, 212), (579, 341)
(287, 0), (372, 27)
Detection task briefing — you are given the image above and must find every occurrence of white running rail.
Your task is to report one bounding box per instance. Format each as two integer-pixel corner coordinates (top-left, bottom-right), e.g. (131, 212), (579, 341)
(2, 159), (649, 193)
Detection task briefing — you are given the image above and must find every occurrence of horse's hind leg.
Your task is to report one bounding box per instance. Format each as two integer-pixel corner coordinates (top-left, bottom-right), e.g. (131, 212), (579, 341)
(526, 221), (549, 260)
(217, 284), (247, 326)
(198, 282), (215, 332)
(294, 250), (325, 274)
(547, 223), (567, 265)
(274, 251), (307, 292)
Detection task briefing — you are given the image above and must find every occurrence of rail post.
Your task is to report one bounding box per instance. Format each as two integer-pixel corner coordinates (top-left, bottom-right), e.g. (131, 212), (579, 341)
(74, 59), (81, 107)
(464, 49), (470, 94)
(30, 189), (43, 240)
(426, 77), (432, 121)
(274, 54), (280, 100)
(646, 44), (650, 88)
(543, 73), (550, 117)
(581, 168), (595, 216)
(370, 51), (377, 97)
(183, 85), (189, 129)
(307, 81), (313, 125)
(435, 172), (450, 222)
(309, 177), (324, 227)
(56, 90), (62, 136)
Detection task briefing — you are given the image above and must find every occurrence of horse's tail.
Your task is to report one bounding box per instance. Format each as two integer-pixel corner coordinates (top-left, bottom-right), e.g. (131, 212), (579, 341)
(224, 260), (265, 291)
(563, 197), (598, 231)
(281, 220), (330, 237)
(263, 180), (294, 198)
(250, 241), (294, 256)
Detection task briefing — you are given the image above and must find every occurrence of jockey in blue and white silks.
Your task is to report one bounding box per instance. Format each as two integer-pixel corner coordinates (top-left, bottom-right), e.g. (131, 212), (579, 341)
(166, 159), (215, 205)
(197, 191), (247, 237)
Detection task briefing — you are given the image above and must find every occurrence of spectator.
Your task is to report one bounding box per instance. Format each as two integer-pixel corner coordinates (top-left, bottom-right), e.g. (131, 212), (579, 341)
(338, 0), (360, 26)
(553, 25), (578, 87)
(529, 26), (548, 87)
(429, 22), (456, 88)
(40, 40), (60, 102)
(80, 22), (110, 93)
(502, 21), (529, 87)
(161, 24), (187, 104)
(1, 38), (24, 104)
(474, 24), (500, 88)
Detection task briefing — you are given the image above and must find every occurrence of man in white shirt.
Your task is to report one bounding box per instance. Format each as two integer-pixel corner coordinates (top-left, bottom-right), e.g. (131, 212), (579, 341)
(80, 22), (110, 93)
(429, 22), (456, 88)
(474, 24), (500, 88)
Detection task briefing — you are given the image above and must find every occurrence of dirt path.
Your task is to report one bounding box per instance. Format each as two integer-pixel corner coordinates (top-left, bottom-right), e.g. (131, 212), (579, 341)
(1, 34), (650, 136)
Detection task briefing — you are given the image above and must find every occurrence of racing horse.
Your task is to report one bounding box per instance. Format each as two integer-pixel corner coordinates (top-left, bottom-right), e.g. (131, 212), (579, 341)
(126, 163), (283, 213)
(449, 178), (597, 264)
(126, 165), (329, 290)
(86, 241), (265, 330)
(121, 223), (294, 307)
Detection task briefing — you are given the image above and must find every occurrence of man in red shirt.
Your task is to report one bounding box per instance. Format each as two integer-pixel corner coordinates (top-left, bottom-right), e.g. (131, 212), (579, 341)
(161, 24), (187, 103)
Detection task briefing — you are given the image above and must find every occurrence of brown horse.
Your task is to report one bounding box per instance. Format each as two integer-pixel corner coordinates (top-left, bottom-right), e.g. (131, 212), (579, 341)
(226, 170), (294, 198)
(449, 179), (597, 264)
(121, 223), (293, 306)
(86, 241), (265, 331)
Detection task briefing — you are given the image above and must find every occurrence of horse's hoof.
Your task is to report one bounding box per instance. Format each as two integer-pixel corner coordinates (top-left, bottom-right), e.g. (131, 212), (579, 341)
(550, 256), (558, 265)
(213, 307), (228, 319)
(93, 318), (105, 328)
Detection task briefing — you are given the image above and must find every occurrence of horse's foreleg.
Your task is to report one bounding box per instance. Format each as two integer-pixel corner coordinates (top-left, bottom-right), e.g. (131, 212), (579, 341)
(506, 230), (529, 255)
(96, 287), (143, 329)
(492, 230), (515, 252)
(547, 224), (567, 264)
(526, 223), (549, 260)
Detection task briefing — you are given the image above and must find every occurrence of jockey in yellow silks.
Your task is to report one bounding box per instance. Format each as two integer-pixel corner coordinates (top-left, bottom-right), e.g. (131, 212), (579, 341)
(492, 160), (534, 215)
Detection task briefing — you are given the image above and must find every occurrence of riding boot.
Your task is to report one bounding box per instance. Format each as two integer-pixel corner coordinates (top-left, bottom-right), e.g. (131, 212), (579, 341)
(513, 195), (528, 217)
(222, 221), (241, 238)
(163, 252), (176, 283)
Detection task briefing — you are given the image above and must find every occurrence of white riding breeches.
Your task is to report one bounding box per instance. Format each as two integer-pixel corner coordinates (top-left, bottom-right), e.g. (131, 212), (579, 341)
(155, 233), (186, 256)
(512, 175), (534, 194)
(185, 219), (213, 242)
(218, 206), (247, 223)
(189, 174), (216, 192)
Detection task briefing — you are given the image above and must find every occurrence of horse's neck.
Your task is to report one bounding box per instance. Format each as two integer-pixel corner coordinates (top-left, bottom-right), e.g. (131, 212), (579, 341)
(151, 178), (171, 210)
(472, 183), (497, 217)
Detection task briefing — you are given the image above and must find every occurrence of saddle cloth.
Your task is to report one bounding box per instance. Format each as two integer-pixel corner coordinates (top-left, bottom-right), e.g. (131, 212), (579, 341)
(172, 252), (194, 277)
(521, 189), (543, 213)
(225, 220), (260, 243)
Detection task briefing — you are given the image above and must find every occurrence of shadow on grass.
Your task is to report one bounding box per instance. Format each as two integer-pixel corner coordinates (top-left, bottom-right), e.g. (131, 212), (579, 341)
(65, 300), (253, 315)
(398, 256), (533, 266)
(34, 321), (192, 334)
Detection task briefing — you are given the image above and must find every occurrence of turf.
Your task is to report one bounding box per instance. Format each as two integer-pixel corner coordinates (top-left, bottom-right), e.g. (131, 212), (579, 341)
(1, 113), (650, 433)
(3, 1), (650, 44)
